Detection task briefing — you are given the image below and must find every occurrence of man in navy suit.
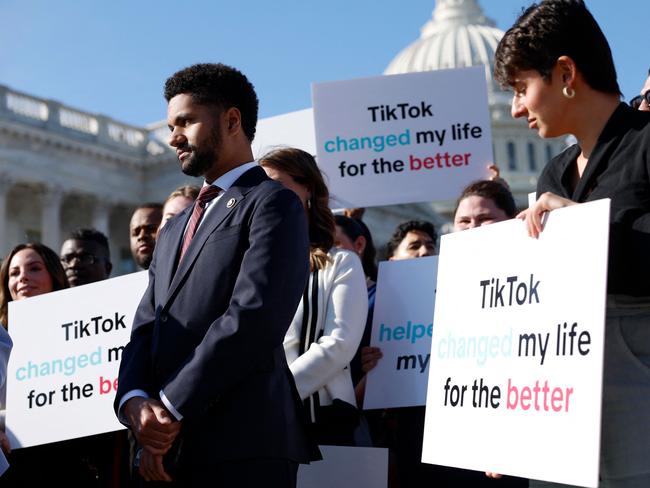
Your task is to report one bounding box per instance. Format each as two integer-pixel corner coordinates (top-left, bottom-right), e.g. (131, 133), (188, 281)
(115, 63), (316, 487)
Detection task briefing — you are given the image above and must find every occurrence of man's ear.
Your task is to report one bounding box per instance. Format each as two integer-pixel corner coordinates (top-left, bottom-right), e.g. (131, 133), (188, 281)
(354, 235), (367, 255)
(224, 107), (242, 134)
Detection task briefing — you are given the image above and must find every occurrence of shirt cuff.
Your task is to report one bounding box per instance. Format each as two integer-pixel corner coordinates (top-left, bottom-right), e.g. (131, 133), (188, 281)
(160, 390), (183, 421)
(117, 389), (149, 425)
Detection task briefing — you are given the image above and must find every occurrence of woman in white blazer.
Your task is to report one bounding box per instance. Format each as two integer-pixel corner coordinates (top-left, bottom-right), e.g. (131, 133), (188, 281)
(261, 148), (368, 446)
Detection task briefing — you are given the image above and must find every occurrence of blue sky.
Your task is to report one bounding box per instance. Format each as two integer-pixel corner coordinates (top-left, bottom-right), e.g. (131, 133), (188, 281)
(0, 1), (644, 127)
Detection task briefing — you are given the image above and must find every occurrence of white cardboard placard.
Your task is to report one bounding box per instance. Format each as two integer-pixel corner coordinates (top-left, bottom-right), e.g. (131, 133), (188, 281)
(422, 199), (610, 488)
(6, 271), (148, 448)
(312, 67), (492, 208)
(364, 257), (438, 409)
(252, 108), (316, 159)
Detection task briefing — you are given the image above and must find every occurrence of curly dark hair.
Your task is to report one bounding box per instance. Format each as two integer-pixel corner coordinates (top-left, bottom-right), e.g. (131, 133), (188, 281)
(454, 180), (517, 219)
(494, 0), (620, 95)
(386, 220), (437, 259)
(0, 243), (69, 328)
(164, 63), (259, 142)
(260, 148), (334, 271)
(134, 202), (163, 213)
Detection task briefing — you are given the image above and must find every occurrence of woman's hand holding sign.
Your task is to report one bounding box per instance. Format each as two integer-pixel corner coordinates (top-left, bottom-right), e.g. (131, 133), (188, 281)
(518, 192), (576, 238)
(361, 346), (383, 373)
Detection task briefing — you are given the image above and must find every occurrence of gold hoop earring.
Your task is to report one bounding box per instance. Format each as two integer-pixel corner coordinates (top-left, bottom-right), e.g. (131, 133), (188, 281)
(563, 86), (575, 99)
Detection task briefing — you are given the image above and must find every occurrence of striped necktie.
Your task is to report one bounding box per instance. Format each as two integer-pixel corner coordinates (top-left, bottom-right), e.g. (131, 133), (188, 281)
(179, 184), (221, 260)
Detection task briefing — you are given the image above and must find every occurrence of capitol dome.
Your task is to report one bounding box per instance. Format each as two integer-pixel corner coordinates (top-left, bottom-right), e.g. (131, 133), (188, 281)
(361, 0), (567, 238)
(385, 0), (509, 103)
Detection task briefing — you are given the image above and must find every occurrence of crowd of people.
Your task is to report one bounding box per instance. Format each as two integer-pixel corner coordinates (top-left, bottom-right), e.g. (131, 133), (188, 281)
(0, 185), (200, 486)
(0, 1), (648, 487)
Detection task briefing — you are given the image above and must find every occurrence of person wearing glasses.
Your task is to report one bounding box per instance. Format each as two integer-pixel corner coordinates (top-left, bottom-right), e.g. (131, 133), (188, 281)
(630, 68), (650, 112)
(494, 0), (650, 486)
(59, 228), (112, 287)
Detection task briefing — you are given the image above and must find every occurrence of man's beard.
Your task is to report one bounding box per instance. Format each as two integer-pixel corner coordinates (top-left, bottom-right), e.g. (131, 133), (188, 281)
(180, 131), (222, 177)
(136, 252), (153, 270)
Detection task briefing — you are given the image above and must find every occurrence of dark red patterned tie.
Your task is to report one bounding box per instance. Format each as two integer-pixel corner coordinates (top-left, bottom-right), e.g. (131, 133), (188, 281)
(179, 185), (221, 260)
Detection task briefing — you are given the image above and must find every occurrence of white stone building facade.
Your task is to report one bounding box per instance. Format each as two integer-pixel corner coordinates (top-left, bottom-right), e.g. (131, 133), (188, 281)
(0, 84), (194, 275)
(364, 0), (566, 247)
(0, 0), (565, 270)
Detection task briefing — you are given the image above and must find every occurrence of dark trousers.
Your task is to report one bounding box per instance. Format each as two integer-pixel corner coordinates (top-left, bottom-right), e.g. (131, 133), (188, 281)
(392, 407), (528, 488)
(3, 431), (129, 488)
(141, 459), (298, 488)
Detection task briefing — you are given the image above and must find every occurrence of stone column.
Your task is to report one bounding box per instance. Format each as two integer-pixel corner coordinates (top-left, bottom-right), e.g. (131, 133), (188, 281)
(41, 185), (64, 251)
(0, 174), (14, 255)
(92, 200), (111, 236)
(0, 85), (8, 114)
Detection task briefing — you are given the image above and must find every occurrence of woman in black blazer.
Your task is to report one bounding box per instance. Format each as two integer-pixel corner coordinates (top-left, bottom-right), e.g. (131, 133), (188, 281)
(494, 1), (650, 487)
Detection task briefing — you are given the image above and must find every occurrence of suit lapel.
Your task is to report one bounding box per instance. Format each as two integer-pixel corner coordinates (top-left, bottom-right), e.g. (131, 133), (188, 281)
(165, 185), (244, 304)
(163, 166), (269, 306)
(155, 207), (192, 294)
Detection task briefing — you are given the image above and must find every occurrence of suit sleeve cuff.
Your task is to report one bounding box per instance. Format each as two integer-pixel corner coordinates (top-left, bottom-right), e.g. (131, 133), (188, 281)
(160, 390), (183, 421)
(117, 389), (149, 425)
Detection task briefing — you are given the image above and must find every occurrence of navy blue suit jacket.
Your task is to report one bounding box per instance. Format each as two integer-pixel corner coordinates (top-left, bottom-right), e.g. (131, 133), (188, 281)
(116, 166), (315, 466)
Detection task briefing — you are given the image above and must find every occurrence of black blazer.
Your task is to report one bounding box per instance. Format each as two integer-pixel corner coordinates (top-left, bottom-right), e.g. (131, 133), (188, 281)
(115, 166), (316, 466)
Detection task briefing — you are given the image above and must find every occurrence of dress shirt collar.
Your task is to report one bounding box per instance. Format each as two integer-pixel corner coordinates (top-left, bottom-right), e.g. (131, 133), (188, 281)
(204, 161), (258, 191)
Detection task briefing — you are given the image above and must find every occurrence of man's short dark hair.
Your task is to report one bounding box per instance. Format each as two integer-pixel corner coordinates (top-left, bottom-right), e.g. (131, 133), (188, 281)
(454, 180), (518, 218)
(164, 63), (259, 142)
(134, 202), (163, 213)
(494, 0), (620, 95)
(386, 220), (437, 259)
(67, 228), (110, 258)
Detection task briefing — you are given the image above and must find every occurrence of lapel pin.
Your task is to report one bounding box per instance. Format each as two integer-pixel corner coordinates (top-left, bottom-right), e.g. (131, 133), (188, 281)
(226, 198), (236, 208)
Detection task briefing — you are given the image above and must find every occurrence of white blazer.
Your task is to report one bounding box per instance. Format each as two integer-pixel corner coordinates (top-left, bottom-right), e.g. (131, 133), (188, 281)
(0, 326), (12, 416)
(284, 248), (368, 408)
(0, 326), (11, 390)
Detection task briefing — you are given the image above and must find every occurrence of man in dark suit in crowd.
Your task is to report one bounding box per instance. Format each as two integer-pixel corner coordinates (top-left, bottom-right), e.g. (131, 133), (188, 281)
(58, 228), (130, 486)
(115, 63), (316, 487)
(129, 204), (162, 270)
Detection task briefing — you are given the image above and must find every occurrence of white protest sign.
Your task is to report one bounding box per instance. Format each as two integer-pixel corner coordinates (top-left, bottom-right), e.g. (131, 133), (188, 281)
(312, 67), (492, 208)
(422, 199), (610, 488)
(364, 256), (437, 409)
(298, 446), (388, 488)
(252, 108), (316, 159)
(6, 271), (148, 448)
